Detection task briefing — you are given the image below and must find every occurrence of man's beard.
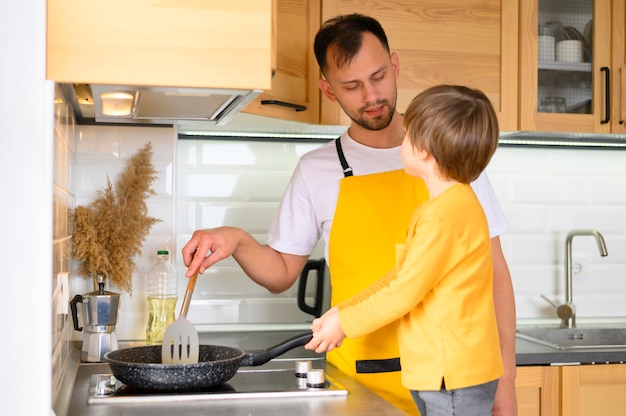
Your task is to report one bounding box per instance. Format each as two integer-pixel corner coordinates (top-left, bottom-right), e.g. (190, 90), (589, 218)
(341, 97), (397, 131)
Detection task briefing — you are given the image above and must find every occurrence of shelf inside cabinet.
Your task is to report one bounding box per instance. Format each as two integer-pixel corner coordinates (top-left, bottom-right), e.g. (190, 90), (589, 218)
(539, 61), (592, 72)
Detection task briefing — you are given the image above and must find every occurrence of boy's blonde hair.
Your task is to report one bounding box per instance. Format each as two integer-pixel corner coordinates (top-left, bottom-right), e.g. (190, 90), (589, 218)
(403, 85), (499, 183)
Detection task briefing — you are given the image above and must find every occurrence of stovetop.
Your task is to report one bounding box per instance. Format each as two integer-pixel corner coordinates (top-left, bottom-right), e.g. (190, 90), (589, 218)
(88, 366), (347, 405)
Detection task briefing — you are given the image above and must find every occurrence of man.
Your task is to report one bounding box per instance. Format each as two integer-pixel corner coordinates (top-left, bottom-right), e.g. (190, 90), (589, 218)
(182, 13), (517, 415)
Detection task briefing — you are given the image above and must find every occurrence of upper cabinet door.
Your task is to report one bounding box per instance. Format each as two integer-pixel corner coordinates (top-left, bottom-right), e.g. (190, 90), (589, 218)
(519, 0), (622, 133)
(243, 0), (322, 124)
(47, 0), (274, 90)
(320, 0), (518, 131)
(611, 0), (626, 133)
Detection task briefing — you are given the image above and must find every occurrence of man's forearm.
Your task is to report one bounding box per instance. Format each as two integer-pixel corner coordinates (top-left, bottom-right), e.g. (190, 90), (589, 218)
(232, 230), (308, 293)
(491, 236), (518, 416)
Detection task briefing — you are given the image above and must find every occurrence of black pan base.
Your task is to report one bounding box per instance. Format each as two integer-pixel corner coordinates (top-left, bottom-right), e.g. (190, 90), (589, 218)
(104, 332), (313, 391)
(105, 345), (245, 391)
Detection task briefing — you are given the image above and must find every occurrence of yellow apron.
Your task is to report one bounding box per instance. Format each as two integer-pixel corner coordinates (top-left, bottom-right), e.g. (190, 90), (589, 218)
(327, 138), (429, 415)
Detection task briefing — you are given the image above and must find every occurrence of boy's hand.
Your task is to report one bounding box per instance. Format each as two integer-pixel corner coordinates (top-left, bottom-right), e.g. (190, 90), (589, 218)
(304, 307), (346, 353)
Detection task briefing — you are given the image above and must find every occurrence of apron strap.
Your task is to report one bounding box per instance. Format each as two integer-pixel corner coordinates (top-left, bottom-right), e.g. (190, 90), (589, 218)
(335, 137), (353, 177)
(356, 358), (401, 373)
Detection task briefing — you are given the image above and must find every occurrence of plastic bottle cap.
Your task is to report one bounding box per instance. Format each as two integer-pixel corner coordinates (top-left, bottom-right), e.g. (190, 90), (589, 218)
(157, 250), (169, 255)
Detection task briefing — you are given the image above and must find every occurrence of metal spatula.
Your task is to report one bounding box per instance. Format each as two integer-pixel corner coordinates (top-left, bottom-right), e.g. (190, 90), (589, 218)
(161, 271), (199, 364)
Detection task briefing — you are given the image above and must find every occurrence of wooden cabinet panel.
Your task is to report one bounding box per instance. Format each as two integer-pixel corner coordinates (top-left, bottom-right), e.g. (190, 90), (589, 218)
(320, 0), (518, 130)
(244, 0), (518, 128)
(561, 364), (626, 416)
(611, 0), (626, 133)
(244, 0), (322, 123)
(517, 364), (626, 416)
(47, 0), (273, 89)
(516, 366), (560, 416)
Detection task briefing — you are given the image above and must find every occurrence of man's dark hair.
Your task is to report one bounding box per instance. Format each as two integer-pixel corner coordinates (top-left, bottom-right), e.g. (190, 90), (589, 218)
(314, 13), (390, 76)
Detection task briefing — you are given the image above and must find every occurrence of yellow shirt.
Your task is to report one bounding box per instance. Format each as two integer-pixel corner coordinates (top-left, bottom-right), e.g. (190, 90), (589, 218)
(339, 183), (503, 391)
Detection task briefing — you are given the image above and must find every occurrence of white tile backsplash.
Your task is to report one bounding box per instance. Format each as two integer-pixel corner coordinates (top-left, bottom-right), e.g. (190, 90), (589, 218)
(72, 125), (177, 341)
(66, 131), (626, 344)
(488, 146), (626, 320)
(176, 139), (325, 327)
(51, 85), (75, 410)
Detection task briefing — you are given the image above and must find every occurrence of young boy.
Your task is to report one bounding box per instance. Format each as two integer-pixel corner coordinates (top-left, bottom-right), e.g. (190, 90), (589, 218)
(305, 84), (503, 416)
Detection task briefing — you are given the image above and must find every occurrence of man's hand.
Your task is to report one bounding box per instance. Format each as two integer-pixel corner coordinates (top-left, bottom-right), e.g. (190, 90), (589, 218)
(181, 227), (243, 277)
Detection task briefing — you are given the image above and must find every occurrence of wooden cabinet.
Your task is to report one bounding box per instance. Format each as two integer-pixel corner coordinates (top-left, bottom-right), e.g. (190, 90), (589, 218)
(519, 0), (626, 133)
(243, 0), (322, 124)
(318, 0), (519, 131)
(47, 0), (274, 90)
(246, 0), (518, 129)
(561, 364), (626, 416)
(516, 364), (626, 416)
(516, 366), (560, 416)
(610, 0), (626, 134)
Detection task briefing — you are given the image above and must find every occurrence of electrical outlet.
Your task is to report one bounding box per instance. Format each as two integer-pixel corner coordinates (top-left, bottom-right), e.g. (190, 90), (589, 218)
(571, 255), (588, 281)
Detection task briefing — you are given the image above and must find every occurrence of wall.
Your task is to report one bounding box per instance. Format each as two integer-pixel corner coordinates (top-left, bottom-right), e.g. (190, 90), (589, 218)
(72, 125), (177, 341)
(51, 84), (76, 412)
(176, 138), (326, 328)
(488, 146), (626, 322)
(176, 139), (626, 324)
(2, 1), (53, 415)
(69, 132), (626, 345)
(71, 132), (324, 341)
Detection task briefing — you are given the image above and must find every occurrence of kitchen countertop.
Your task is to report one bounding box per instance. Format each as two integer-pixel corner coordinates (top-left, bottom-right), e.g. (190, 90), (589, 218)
(516, 336), (626, 365)
(63, 326), (626, 416)
(515, 321), (626, 366)
(65, 330), (407, 416)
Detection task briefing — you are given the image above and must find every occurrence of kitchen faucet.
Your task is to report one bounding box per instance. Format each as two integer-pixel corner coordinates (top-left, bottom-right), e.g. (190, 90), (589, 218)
(559, 229), (608, 328)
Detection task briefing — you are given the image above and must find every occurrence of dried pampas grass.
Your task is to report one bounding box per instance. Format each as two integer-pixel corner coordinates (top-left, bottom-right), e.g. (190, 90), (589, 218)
(73, 142), (161, 294)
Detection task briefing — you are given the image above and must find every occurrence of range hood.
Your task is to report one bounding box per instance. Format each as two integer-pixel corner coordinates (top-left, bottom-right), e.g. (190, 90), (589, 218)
(59, 83), (262, 126)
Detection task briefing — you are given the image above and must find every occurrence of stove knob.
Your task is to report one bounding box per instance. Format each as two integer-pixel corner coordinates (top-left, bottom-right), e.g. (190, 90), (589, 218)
(306, 368), (325, 388)
(95, 375), (117, 396)
(295, 360), (312, 378)
(296, 376), (308, 389)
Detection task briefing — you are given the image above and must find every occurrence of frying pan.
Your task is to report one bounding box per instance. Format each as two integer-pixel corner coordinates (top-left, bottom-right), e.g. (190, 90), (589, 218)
(103, 331), (313, 391)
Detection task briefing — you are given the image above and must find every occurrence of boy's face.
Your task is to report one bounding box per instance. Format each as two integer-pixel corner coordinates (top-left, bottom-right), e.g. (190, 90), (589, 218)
(401, 132), (430, 179)
(318, 32), (399, 131)
(401, 133), (419, 176)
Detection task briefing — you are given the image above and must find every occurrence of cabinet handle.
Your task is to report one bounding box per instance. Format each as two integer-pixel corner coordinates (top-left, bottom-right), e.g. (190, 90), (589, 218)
(617, 66), (624, 126)
(261, 100), (307, 112)
(601, 67), (610, 124)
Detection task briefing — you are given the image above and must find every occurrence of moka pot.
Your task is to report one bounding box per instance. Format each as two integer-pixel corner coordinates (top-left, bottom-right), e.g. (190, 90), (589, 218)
(70, 290), (121, 362)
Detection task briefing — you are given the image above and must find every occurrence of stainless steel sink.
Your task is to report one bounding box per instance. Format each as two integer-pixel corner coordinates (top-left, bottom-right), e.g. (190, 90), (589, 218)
(516, 327), (626, 350)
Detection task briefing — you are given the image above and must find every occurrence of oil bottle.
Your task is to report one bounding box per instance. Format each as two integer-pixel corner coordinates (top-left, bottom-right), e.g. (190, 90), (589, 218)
(146, 250), (178, 345)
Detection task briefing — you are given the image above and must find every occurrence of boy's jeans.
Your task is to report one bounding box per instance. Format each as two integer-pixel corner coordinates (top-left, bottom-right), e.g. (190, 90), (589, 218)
(410, 379), (498, 416)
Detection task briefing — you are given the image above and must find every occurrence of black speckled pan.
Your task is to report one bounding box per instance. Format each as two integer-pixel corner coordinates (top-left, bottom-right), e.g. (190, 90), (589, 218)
(103, 332), (313, 391)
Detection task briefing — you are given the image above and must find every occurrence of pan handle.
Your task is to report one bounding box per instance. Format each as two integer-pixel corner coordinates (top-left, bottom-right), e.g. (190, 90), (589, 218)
(241, 332), (314, 366)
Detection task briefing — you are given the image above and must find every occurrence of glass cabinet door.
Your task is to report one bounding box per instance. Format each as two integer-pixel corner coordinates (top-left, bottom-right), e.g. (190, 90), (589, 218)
(520, 0), (613, 133)
(538, 1), (592, 115)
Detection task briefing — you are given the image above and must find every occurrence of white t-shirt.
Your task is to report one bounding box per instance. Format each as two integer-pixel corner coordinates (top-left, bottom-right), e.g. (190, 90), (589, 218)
(267, 132), (509, 262)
